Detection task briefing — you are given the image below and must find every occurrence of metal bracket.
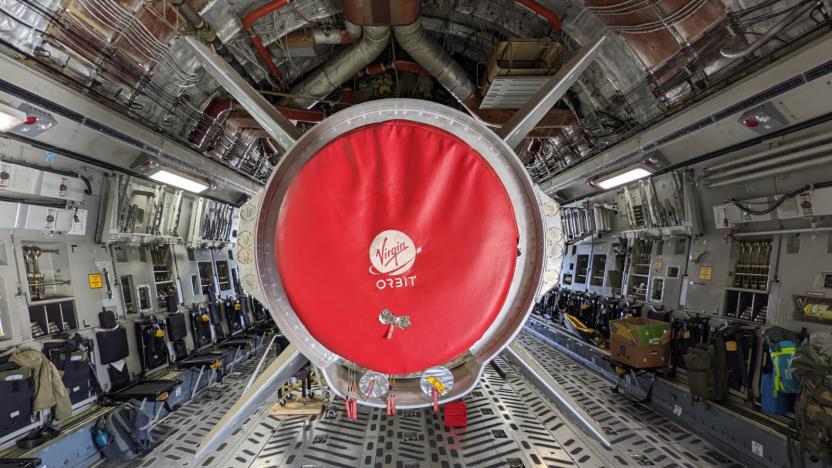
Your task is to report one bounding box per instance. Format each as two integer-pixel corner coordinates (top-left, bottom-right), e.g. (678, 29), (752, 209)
(184, 37), (301, 151)
(195, 343), (306, 458)
(504, 341), (611, 448)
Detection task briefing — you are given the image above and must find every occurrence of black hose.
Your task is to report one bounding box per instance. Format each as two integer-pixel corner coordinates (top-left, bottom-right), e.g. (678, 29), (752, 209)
(0, 194), (67, 209)
(728, 182), (832, 216)
(80, 175), (93, 195)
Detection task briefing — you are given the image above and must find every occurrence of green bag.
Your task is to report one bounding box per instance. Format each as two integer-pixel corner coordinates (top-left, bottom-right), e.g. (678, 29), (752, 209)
(610, 317), (670, 347)
(791, 340), (832, 464)
(684, 334), (728, 402)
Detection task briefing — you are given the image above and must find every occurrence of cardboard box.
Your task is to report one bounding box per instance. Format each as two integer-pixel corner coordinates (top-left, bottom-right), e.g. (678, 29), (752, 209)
(480, 40), (564, 94)
(610, 317), (670, 368)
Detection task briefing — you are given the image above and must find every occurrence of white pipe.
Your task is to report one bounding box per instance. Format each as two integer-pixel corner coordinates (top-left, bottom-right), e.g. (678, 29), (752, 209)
(707, 152), (832, 187)
(705, 132), (832, 172)
(720, 0), (821, 59)
(706, 141), (832, 180)
(734, 226), (832, 237)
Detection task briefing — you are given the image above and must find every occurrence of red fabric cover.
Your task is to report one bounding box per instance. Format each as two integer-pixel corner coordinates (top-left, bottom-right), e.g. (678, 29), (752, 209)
(275, 120), (518, 374)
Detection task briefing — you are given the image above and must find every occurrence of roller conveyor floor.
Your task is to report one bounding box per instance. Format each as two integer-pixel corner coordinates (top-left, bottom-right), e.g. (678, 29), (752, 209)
(125, 330), (742, 468)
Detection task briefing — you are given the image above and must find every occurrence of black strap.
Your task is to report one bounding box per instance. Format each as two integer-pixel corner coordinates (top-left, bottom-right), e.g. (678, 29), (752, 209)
(15, 427), (60, 450)
(87, 360), (103, 396)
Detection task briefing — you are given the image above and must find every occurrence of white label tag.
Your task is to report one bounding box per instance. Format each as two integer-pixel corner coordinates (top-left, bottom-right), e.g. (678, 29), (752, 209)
(70, 355), (82, 361)
(10, 411), (19, 418)
(175, 387), (181, 397)
(752, 440), (764, 457)
(112, 360), (126, 371)
(73, 386), (80, 392)
(4, 374), (22, 381)
(673, 404), (682, 416)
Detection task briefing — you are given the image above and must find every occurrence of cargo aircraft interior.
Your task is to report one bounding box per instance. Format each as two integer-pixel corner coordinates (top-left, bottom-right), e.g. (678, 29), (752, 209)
(0, 0), (831, 467)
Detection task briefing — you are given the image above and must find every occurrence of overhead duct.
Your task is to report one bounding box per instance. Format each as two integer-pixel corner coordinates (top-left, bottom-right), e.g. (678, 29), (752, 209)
(393, 21), (480, 113)
(392, 19), (579, 133)
(277, 24), (362, 49)
(279, 26), (391, 109)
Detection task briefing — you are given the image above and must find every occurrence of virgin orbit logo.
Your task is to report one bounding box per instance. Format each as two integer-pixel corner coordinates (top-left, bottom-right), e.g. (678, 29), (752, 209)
(370, 230), (419, 289)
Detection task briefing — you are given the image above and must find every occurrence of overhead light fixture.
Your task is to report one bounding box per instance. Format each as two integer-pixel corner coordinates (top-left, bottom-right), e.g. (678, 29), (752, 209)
(593, 166), (653, 190)
(148, 169), (209, 193)
(0, 102), (27, 131)
(132, 155), (209, 193)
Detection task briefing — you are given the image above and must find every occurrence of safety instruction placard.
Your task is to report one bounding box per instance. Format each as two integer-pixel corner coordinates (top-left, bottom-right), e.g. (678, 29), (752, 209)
(88, 273), (103, 289)
(698, 266), (712, 281)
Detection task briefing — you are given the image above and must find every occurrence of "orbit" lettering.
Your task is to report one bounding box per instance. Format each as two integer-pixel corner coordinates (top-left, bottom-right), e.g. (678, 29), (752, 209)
(376, 276), (417, 290)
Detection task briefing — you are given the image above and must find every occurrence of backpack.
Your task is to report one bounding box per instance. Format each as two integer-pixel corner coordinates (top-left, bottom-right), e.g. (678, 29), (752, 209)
(763, 326), (801, 397)
(684, 333), (728, 402)
(0, 363), (35, 434)
(790, 337), (832, 464)
(769, 340), (799, 396)
(92, 403), (152, 462)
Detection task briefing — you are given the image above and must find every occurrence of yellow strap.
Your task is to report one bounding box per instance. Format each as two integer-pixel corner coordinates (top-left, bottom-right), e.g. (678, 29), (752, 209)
(769, 348), (795, 397)
(773, 360), (782, 398)
(426, 376), (446, 394)
(771, 347), (796, 356)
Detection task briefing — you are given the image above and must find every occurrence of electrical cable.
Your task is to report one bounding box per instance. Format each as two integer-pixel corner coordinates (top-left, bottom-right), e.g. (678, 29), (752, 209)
(729, 185), (811, 215)
(736, 2), (811, 26)
(729, 181), (832, 215)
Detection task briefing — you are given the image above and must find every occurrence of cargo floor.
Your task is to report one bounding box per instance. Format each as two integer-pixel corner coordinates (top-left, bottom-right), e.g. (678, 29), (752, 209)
(127, 330), (742, 468)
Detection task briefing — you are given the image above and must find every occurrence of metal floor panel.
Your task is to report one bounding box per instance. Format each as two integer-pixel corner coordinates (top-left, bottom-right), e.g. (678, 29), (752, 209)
(514, 331), (743, 468)
(128, 331), (742, 468)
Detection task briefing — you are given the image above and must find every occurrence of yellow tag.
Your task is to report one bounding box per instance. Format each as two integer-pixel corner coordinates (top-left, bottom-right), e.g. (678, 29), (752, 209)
(234, 304), (241, 311)
(726, 341), (737, 351)
(88, 274), (103, 289)
(156, 391), (169, 401)
(155, 329), (165, 338)
(654, 260), (663, 271)
(698, 266), (712, 281)
(210, 360), (223, 369)
(426, 376), (446, 393)
(682, 330), (691, 339)
(201, 314), (210, 322)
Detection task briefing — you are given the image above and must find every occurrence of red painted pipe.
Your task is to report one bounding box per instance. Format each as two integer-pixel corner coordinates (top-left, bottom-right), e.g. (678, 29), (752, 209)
(242, 0), (289, 30)
(251, 35), (283, 82)
(192, 98), (325, 149)
(242, 0), (290, 82)
(190, 98), (233, 148)
(362, 60), (430, 76)
(516, 0), (561, 31)
(340, 87), (355, 105)
(276, 106), (325, 122)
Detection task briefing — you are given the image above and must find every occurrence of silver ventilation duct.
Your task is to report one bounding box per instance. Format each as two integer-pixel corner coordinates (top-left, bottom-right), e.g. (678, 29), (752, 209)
(392, 21), (479, 110)
(280, 26), (391, 109)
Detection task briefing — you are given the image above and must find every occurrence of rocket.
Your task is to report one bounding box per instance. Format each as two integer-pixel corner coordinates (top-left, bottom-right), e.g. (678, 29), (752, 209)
(183, 34), (607, 458)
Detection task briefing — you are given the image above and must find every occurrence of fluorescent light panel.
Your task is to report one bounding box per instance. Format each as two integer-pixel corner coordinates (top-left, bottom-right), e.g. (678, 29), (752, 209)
(596, 167), (652, 189)
(0, 102), (26, 131)
(149, 169), (209, 193)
